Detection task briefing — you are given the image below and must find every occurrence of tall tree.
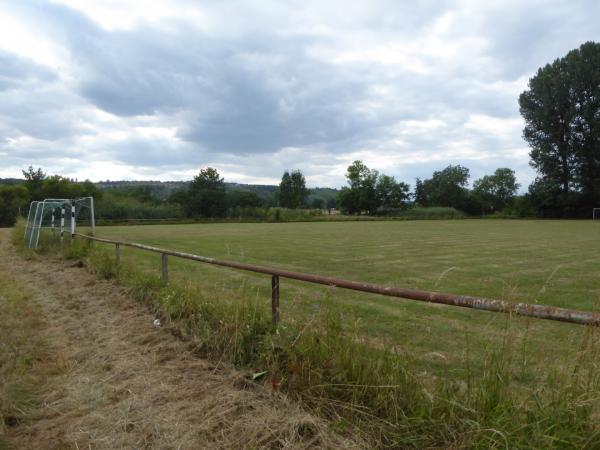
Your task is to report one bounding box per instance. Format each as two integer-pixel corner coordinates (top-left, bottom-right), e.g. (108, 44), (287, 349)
(473, 168), (520, 213)
(519, 41), (600, 209)
(22, 166), (46, 201)
(338, 160), (410, 214)
(418, 165), (470, 209)
(376, 175), (410, 209)
(338, 160), (378, 214)
(277, 171), (293, 207)
(277, 170), (309, 208)
(186, 167), (227, 217)
(414, 178), (426, 206)
(289, 170), (309, 208)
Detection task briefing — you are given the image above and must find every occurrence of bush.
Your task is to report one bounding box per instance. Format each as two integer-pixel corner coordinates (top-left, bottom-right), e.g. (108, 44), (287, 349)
(96, 193), (183, 221)
(379, 206), (466, 219)
(0, 185), (27, 227)
(267, 208), (323, 222)
(227, 206), (269, 220)
(226, 207), (323, 222)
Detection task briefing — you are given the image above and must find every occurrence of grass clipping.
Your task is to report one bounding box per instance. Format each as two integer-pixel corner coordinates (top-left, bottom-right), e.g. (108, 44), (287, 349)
(25, 225), (600, 449)
(0, 266), (51, 443)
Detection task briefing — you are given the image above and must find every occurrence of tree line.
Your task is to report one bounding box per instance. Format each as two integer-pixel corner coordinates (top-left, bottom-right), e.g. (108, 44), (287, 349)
(334, 161), (519, 216)
(0, 167), (100, 226)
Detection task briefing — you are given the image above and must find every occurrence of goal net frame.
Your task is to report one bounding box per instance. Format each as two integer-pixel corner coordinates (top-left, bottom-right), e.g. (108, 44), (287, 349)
(593, 208), (600, 220)
(24, 197), (96, 249)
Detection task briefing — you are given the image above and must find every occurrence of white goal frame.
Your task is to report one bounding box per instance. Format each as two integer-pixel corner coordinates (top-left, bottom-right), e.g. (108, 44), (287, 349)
(593, 208), (600, 220)
(24, 197), (96, 249)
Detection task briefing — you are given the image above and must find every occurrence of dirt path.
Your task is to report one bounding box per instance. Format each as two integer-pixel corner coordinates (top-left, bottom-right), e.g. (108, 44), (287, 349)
(0, 229), (361, 449)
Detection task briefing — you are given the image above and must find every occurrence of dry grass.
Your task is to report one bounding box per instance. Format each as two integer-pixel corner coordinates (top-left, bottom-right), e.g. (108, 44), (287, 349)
(0, 237), (56, 448)
(0, 228), (364, 449)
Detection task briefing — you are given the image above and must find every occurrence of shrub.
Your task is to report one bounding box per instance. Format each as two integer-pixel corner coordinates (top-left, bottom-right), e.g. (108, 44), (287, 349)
(379, 206), (466, 219)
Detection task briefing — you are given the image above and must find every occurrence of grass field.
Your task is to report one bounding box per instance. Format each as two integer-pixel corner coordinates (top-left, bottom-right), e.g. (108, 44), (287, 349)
(90, 220), (599, 368)
(34, 219), (600, 447)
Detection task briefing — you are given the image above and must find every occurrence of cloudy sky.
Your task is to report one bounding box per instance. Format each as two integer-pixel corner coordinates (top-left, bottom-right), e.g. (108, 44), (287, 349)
(0, 0), (599, 189)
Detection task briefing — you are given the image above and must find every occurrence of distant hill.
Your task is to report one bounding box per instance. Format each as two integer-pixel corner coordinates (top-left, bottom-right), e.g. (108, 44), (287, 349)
(94, 180), (188, 199)
(0, 178), (23, 185)
(94, 180), (339, 205)
(223, 183), (278, 203)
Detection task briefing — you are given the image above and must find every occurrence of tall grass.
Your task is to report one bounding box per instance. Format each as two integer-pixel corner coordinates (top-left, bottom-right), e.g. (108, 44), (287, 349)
(13, 223), (600, 448)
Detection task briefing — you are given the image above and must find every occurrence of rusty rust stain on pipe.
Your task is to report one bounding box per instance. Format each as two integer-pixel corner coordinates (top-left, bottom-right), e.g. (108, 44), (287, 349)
(75, 233), (600, 327)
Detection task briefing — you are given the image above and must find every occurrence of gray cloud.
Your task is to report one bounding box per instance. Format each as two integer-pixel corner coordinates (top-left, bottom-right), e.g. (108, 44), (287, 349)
(1, 0), (599, 190)
(0, 52), (56, 90)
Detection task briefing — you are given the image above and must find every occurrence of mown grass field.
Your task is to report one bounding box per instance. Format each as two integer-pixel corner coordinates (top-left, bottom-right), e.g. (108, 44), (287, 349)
(32, 219), (600, 447)
(90, 220), (600, 373)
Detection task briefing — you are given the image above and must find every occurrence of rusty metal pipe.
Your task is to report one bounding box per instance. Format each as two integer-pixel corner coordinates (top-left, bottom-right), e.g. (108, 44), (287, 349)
(75, 233), (600, 327)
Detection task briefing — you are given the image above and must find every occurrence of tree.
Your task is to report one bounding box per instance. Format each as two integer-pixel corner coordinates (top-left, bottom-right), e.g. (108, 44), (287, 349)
(414, 178), (426, 206)
(519, 41), (600, 212)
(186, 167), (227, 217)
(473, 168), (520, 213)
(0, 185), (28, 226)
(22, 166), (46, 201)
(418, 165), (471, 209)
(526, 177), (579, 217)
(310, 197), (325, 209)
(290, 170), (309, 208)
(376, 175), (410, 209)
(277, 170), (309, 208)
(41, 175), (79, 199)
(337, 186), (361, 214)
(35, 175), (101, 202)
(338, 160), (379, 214)
(338, 161), (410, 214)
(227, 190), (263, 208)
(277, 171), (293, 207)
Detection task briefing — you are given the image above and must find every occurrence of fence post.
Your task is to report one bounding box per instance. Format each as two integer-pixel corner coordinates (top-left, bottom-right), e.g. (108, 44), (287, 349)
(115, 243), (120, 273)
(271, 275), (280, 325)
(60, 206), (65, 243)
(161, 253), (169, 286)
(70, 203), (75, 241)
(89, 196), (96, 237)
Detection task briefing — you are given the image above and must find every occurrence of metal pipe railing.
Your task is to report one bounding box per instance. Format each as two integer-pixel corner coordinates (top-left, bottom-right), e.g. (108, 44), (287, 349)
(74, 233), (600, 327)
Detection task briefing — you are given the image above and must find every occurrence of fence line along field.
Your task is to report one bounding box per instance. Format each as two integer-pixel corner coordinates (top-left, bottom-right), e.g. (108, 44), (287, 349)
(90, 220), (600, 374)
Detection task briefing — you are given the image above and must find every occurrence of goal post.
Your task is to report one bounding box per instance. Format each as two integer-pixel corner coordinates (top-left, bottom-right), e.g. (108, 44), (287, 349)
(593, 208), (600, 220)
(24, 201), (39, 239)
(24, 197), (97, 249)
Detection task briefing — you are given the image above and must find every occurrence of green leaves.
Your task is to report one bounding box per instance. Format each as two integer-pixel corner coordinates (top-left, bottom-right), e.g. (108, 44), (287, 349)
(472, 168), (519, 213)
(185, 167), (227, 218)
(519, 41), (600, 214)
(416, 165), (471, 210)
(338, 160), (410, 215)
(277, 170), (309, 209)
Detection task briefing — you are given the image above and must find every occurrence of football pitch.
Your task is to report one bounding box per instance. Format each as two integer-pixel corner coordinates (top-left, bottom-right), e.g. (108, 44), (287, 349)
(94, 219), (600, 374)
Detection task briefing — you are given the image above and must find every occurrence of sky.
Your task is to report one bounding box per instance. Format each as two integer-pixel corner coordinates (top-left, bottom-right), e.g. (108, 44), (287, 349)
(0, 0), (599, 189)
